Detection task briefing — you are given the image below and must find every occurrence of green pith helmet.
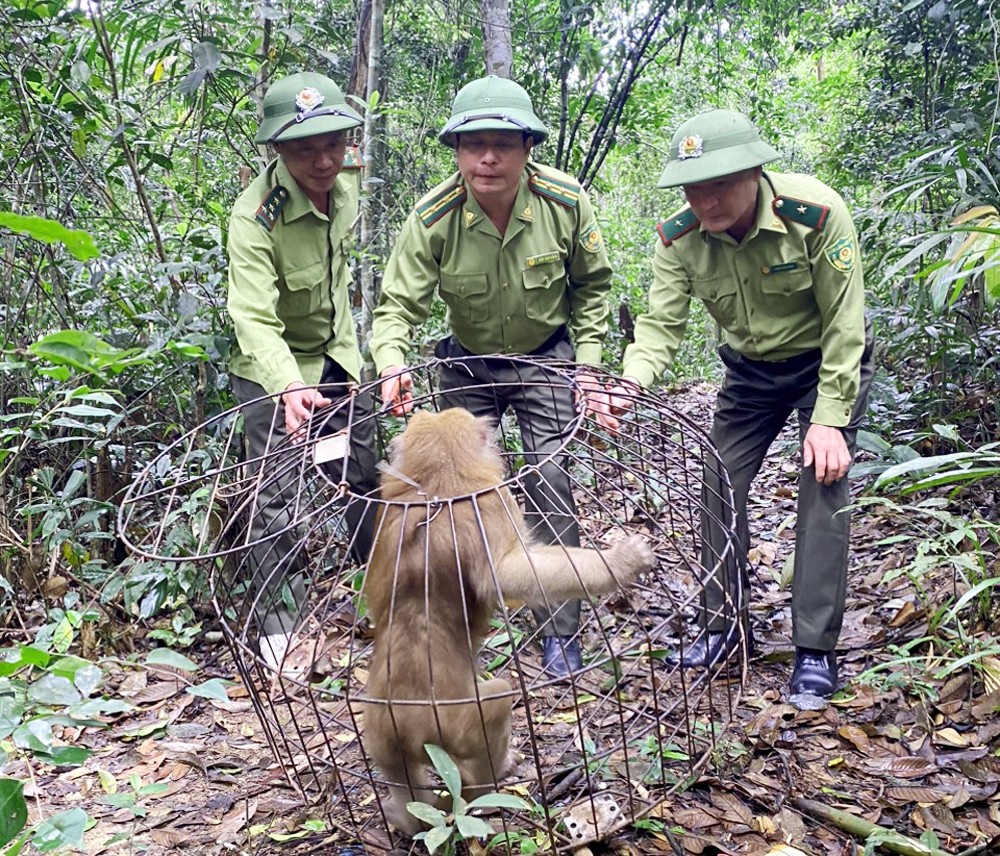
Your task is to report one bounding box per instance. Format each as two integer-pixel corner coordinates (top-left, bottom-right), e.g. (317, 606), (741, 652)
(657, 109), (780, 188)
(255, 72), (363, 145)
(439, 75), (548, 148)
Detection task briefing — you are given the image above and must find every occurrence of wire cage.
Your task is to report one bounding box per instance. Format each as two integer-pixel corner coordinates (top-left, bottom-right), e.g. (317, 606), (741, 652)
(118, 356), (745, 853)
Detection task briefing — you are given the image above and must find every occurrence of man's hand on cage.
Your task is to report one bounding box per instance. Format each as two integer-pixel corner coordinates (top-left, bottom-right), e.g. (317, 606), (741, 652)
(379, 366), (414, 416)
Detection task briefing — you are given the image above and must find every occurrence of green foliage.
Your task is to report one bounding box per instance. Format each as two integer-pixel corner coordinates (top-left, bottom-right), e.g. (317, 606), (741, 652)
(406, 744), (530, 855)
(0, 213), (98, 262)
(0, 631), (134, 854)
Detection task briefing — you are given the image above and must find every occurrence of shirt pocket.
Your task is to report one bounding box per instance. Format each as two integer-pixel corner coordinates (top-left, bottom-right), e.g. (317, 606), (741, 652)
(439, 273), (490, 324)
(689, 274), (739, 328)
(759, 263), (815, 313)
(521, 261), (566, 321)
(280, 259), (326, 318)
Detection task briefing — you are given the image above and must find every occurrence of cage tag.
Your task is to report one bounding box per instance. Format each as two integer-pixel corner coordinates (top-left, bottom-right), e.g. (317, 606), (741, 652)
(314, 430), (350, 465)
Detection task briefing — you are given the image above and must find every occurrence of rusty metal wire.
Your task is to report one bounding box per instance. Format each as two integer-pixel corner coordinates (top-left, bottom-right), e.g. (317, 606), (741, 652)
(118, 356), (744, 853)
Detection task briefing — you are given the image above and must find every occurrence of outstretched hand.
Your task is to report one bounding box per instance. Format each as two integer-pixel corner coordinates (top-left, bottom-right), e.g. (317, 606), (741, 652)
(802, 423), (852, 485)
(282, 382), (332, 437)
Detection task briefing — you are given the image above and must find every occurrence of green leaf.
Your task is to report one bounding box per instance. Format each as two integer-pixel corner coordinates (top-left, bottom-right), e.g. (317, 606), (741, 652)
(28, 674), (82, 706)
(466, 793), (531, 811)
(0, 779), (28, 846)
(405, 801), (448, 827)
(0, 697), (23, 739)
(0, 212), (98, 261)
(31, 807), (89, 852)
(144, 648), (198, 672)
(422, 825), (453, 854)
(455, 814), (495, 838)
(72, 664), (103, 698)
(39, 745), (92, 767)
(13, 719), (54, 753)
(185, 678), (233, 701)
(424, 743), (462, 799)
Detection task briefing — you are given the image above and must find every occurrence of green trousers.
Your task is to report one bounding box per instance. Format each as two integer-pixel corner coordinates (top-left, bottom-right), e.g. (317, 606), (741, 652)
(700, 324), (875, 651)
(435, 334), (582, 637)
(232, 358), (378, 636)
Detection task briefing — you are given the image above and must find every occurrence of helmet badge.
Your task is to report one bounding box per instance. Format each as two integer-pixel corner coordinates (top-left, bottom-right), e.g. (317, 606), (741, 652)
(677, 134), (704, 160)
(295, 87), (325, 113)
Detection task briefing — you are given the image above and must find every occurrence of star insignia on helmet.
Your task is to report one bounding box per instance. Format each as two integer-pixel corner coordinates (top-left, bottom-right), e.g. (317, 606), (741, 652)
(677, 134), (704, 160)
(295, 87), (325, 112)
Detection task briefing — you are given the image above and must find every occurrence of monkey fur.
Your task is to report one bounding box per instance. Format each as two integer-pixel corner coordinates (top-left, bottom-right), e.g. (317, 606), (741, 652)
(361, 407), (656, 833)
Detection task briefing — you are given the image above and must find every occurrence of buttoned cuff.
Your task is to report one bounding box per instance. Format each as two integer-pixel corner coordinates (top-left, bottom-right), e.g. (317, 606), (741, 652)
(812, 394), (853, 428)
(574, 342), (603, 367)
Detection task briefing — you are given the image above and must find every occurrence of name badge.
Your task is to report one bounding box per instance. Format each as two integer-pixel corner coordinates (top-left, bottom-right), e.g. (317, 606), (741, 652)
(760, 261), (801, 275)
(526, 252), (561, 267)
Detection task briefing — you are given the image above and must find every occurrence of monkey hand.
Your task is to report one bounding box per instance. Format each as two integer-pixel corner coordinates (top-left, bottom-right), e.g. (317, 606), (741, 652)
(379, 365), (414, 416)
(282, 382), (332, 437)
(605, 533), (656, 584)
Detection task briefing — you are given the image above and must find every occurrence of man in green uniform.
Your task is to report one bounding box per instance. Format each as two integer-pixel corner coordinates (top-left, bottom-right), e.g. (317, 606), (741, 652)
(370, 75), (614, 678)
(612, 109), (873, 697)
(227, 72), (377, 670)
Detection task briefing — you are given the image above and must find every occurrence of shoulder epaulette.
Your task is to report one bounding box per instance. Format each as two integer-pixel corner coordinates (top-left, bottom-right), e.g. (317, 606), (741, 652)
(529, 171), (580, 208)
(255, 185), (289, 232)
(342, 146), (363, 170)
(772, 195), (830, 231)
(416, 182), (467, 228)
(656, 208), (699, 247)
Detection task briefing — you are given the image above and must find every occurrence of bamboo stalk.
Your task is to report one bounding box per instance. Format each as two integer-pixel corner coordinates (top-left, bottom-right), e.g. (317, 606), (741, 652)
(790, 797), (952, 856)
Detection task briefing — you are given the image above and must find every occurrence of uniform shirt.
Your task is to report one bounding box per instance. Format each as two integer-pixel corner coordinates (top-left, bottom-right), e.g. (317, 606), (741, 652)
(227, 157), (363, 395)
(623, 172), (866, 427)
(370, 161), (612, 374)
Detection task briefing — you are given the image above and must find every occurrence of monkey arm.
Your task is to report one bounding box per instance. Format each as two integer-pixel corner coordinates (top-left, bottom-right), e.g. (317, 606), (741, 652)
(493, 534), (655, 605)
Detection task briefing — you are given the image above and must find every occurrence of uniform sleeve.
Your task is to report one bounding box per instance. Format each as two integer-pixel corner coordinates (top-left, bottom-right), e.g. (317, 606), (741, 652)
(566, 191), (613, 367)
(807, 196), (866, 427)
(226, 212), (302, 395)
(370, 214), (442, 374)
(621, 239), (692, 388)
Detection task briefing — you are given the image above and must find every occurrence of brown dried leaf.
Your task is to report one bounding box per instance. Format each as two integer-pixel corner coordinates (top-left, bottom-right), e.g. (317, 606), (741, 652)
(129, 681), (183, 705)
(709, 791), (754, 827)
(932, 727), (968, 748)
(837, 724), (872, 753)
(885, 786), (950, 804)
(866, 756), (936, 778)
(888, 600), (921, 627)
(150, 827), (192, 848)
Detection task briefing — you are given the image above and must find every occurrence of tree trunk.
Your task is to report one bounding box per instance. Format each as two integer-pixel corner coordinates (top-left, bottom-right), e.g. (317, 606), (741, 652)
(357, 0), (385, 375)
(481, 0), (513, 78)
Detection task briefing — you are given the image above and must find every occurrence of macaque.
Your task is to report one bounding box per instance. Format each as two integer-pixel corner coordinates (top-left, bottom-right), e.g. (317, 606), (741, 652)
(361, 407), (656, 833)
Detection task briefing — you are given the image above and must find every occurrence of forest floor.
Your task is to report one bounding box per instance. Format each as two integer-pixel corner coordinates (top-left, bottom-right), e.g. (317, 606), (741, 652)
(7, 383), (1000, 856)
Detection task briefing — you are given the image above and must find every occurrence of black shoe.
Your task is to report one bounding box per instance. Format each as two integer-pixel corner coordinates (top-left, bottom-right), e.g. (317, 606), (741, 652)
(677, 623), (753, 669)
(790, 648), (838, 697)
(541, 636), (583, 678)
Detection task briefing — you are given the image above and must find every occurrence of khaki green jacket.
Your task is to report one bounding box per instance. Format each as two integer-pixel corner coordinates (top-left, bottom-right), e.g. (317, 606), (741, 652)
(370, 162), (612, 373)
(226, 158), (363, 395)
(623, 172), (866, 427)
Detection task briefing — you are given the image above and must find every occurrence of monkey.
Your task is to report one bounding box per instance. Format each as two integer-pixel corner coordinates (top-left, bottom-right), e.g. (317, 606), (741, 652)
(360, 407), (656, 834)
